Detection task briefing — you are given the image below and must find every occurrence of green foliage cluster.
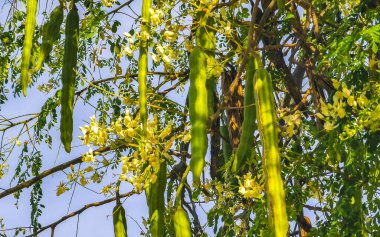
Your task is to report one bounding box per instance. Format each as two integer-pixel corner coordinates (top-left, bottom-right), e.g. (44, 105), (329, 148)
(0, 0), (379, 236)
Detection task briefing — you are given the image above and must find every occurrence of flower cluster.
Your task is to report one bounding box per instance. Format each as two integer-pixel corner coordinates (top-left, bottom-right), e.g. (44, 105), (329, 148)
(119, 118), (175, 193)
(152, 44), (175, 65)
(280, 109), (302, 137)
(77, 111), (183, 194)
(79, 115), (108, 146)
(238, 172), (263, 199)
(149, 8), (164, 26)
(0, 163), (8, 179)
(315, 80), (380, 139)
(122, 32), (138, 57)
(101, 0), (116, 7)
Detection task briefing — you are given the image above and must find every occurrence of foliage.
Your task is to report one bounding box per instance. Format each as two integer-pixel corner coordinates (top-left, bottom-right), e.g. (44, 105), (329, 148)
(0, 0), (379, 236)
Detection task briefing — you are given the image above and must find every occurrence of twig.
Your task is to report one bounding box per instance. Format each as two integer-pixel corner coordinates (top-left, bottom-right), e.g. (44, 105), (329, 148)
(24, 191), (135, 237)
(107, 0), (134, 16)
(0, 146), (112, 199)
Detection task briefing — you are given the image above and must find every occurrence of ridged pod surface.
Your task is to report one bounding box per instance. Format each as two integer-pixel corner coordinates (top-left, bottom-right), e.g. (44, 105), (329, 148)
(113, 204), (128, 237)
(254, 69), (288, 236)
(196, 13), (216, 116)
(231, 52), (261, 173)
(189, 46), (208, 185)
(220, 125), (232, 163)
(60, 4), (79, 153)
(35, 5), (64, 72)
(146, 162), (167, 237)
(173, 206), (192, 237)
(21, 0), (38, 96)
(138, 0), (152, 131)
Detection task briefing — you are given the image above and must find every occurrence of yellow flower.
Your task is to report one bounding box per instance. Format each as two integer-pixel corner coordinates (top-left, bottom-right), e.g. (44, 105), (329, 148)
(82, 149), (95, 163)
(151, 53), (159, 63)
(182, 133), (191, 143)
(347, 95), (357, 107)
(102, 0), (115, 7)
(140, 31), (150, 41)
(56, 182), (69, 196)
(123, 32), (132, 38)
(100, 184), (112, 195)
(320, 101), (330, 117)
(83, 166), (94, 173)
(162, 55), (171, 64)
(337, 107), (346, 119)
(67, 173), (75, 181)
(80, 176), (89, 186)
(123, 46), (133, 56)
(357, 93), (368, 107)
(164, 31), (177, 42)
(342, 83), (351, 98)
(156, 45), (165, 55)
(15, 140), (22, 146)
(331, 79), (340, 89)
(333, 91), (343, 103)
(238, 172), (262, 199)
(324, 121), (335, 132)
(79, 125), (90, 145)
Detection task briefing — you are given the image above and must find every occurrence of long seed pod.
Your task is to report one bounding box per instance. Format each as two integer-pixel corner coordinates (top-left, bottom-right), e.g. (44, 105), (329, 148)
(35, 5), (64, 72)
(21, 0), (38, 96)
(254, 69), (288, 236)
(173, 206), (192, 237)
(146, 161), (167, 237)
(60, 4), (79, 153)
(231, 52), (261, 173)
(196, 12), (216, 117)
(138, 0), (152, 132)
(220, 124), (232, 163)
(189, 46), (208, 185)
(173, 163), (192, 237)
(113, 204), (128, 237)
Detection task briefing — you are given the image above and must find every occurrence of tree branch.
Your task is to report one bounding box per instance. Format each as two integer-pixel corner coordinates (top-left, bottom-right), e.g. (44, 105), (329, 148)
(0, 146), (112, 199)
(24, 191), (135, 237)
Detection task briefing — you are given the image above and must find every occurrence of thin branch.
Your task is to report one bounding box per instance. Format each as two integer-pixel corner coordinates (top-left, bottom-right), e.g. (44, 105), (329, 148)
(107, 0), (134, 16)
(75, 71), (186, 96)
(0, 146), (112, 199)
(0, 114), (39, 132)
(304, 204), (323, 211)
(24, 191), (135, 237)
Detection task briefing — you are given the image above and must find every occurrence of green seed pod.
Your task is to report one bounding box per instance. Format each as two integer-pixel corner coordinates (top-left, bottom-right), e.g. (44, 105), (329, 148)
(146, 162), (167, 237)
(220, 124), (232, 163)
(189, 46), (208, 185)
(137, 0), (152, 131)
(113, 204), (128, 237)
(21, 0), (38, 96)
(173, 206), (192, 237)
(60, 4), (79, 153)
(196, 12), (216, 118)
(35, 5), (64, 72)
(231, 52), (261, 173)
(254, 68), (288, 236)
(278, 0), (285, 11)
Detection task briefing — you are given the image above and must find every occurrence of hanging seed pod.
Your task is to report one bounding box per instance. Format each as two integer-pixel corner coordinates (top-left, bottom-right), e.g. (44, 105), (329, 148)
(60, 4), (79, 153)
(21, 0), (38, 96)
(254, 68), (288, 236)
(35, 5), (64, 72)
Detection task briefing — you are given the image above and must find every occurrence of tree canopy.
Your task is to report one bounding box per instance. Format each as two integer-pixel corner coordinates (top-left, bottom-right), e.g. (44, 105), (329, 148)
(0, 0), (379, 236)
